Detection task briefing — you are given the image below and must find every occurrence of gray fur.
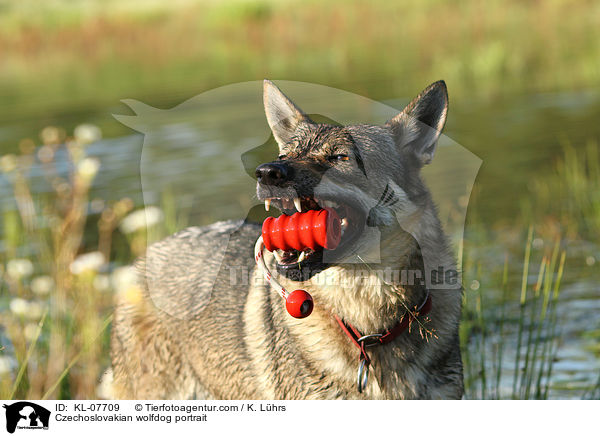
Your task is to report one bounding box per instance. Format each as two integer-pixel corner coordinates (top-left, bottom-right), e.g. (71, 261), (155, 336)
(110, 80), (463, 399)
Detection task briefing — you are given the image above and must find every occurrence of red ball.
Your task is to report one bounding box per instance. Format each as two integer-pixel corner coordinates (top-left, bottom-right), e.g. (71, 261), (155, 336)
(285, 290), (314, 318)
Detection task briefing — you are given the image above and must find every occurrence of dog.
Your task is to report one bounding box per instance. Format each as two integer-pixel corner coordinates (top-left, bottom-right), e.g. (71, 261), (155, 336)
(110, 80), (464, 399)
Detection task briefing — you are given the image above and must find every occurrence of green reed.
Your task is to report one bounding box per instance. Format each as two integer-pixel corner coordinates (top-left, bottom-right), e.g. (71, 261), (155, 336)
(461, 229), (567, 400)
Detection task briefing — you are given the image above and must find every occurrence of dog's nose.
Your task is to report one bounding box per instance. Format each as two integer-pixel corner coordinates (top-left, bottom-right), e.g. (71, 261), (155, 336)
(255, 162), (293, 186)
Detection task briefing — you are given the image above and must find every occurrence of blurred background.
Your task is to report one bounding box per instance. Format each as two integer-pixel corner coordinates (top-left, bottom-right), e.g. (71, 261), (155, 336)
(0, 0), (599, 399)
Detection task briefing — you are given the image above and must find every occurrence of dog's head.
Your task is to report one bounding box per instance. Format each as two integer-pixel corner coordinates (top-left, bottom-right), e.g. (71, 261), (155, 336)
(256, 80), (448, 281)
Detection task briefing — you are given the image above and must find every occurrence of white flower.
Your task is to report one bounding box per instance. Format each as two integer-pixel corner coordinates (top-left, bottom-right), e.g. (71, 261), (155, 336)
(77, 157), (101, 182)
(93, 274), (111, 292)
(111, 266), (138, 294)
(9, 298), (30, 317)
(31, 275), (54, 296)
(6, 259), (34, 280)
(0, 356), (16, 375)
(90, 198), (105, 213)
(532, 238), (544, 249)
(74, 124), (102, 145)
(8, 298), (45, 320)
(24, 323), (41, 342)
(111, 266), (144, 305)
(37, 145), (54, 163)
(0, 154), (17, 173)
(119, 206), (164, 234)
(25, 301), (45, 321)
(70, 251), (106, 275)
(40, 126), (63, 144)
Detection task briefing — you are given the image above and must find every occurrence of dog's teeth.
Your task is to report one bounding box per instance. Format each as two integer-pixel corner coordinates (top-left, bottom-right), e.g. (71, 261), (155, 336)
(282, 198), (293, 210)
(298, 251), (306, 263)
(294, 197), (302, 213)
(264, 199), (271, 211)
(273, 250), (283, 262)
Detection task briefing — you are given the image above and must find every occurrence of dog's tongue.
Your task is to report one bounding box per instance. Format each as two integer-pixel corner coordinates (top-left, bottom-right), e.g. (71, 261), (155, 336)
(262, 209), (341, 252)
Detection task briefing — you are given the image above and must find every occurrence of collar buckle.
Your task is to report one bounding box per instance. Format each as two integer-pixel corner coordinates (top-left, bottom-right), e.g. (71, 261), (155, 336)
(335, 292), (434, 394)
(357, 333), (383, 347)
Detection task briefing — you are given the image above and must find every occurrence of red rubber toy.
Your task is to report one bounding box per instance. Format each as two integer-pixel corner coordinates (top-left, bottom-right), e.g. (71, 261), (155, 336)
(285, 290), (314, 318)
(261, 209), (341, 252)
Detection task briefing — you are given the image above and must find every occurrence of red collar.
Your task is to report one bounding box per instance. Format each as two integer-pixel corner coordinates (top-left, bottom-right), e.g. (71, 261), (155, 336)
(333, 292), (433, 393)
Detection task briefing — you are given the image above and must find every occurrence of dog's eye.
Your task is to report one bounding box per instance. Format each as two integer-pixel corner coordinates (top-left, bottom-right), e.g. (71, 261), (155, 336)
(330, 154), (349, 162)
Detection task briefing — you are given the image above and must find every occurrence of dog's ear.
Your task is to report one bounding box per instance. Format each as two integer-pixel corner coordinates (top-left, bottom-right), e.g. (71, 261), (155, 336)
(386, 81), (448, 166)
(263, 79), (311, 148)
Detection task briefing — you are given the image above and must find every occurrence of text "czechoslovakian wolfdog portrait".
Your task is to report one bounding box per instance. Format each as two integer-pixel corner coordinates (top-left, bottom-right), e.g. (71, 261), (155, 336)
(110, 79), (464, 399)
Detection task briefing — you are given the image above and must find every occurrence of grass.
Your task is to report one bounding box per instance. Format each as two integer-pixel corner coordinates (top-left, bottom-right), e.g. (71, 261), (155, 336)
(458, 134), (600, 399)
(0, 126), (598, 399)
(1, 0), (600, 126)
(459, 140), (600, 399)
(525, 139), (600, 240)
(460, 230), (569, 399)
(0, 126), (141, 399)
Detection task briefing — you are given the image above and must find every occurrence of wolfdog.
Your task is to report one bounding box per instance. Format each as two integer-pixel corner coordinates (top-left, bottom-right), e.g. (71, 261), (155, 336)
(110, 80), (464, 399)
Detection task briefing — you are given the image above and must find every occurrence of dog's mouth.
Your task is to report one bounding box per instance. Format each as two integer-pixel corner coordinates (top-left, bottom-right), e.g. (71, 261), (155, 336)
(261, 195), (364, 279)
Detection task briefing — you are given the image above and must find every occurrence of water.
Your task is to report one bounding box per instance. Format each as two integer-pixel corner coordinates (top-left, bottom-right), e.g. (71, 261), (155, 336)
(1, 81), (598, 398)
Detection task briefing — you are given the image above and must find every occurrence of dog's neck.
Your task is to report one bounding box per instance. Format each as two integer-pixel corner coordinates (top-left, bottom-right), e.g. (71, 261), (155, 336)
(297, 225), (429, 333)
(273, 203), (454, 333)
